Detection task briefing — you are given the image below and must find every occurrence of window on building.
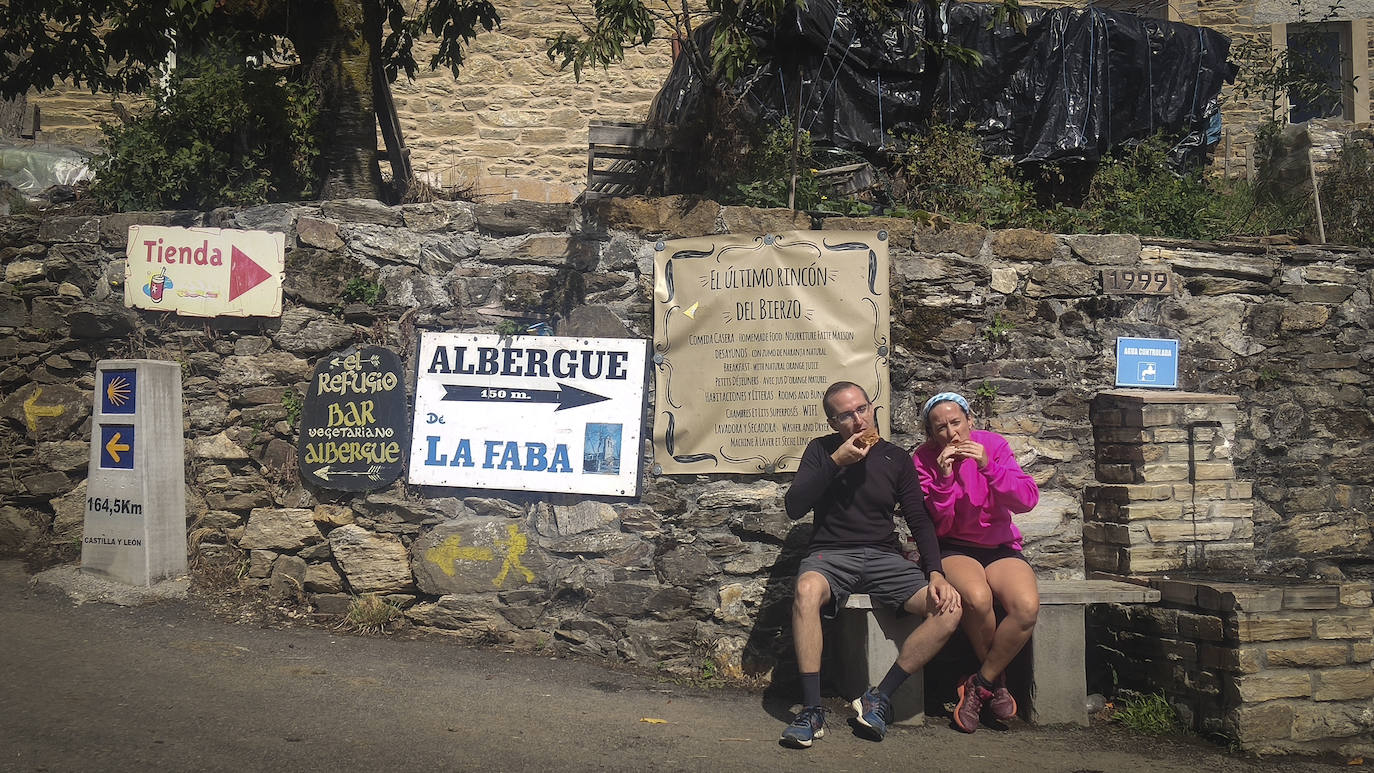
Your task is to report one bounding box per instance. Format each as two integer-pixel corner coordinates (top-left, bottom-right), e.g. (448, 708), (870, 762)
(1286, 21), (1351, 122)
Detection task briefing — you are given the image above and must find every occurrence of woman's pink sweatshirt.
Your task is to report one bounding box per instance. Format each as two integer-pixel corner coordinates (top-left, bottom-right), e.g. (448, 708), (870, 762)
(913, 429), (1039, 551)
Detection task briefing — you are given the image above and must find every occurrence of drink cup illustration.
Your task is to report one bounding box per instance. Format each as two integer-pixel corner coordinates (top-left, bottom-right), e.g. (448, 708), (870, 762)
(150, 269), (167, 302)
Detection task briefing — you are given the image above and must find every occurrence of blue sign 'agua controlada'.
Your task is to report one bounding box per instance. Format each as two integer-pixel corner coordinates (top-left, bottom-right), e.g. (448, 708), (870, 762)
(1115, 337), (1179, 388)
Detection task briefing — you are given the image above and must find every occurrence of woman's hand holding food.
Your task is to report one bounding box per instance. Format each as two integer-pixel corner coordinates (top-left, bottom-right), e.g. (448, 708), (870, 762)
(937, 439), (988, 476)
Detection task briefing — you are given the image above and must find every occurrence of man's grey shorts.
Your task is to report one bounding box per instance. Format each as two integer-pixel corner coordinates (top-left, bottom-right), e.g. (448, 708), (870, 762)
(798, 546), (929, 618)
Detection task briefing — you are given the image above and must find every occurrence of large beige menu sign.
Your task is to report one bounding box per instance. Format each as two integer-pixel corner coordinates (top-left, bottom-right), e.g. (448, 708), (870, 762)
(652, 231), (891, 474)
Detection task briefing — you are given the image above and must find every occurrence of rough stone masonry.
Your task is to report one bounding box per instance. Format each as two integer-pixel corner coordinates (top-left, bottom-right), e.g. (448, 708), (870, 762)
(0, 195), (1370, 690)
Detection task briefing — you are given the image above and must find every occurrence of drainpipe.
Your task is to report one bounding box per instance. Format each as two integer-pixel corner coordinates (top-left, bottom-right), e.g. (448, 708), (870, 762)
(1187, 419), (1223, 572)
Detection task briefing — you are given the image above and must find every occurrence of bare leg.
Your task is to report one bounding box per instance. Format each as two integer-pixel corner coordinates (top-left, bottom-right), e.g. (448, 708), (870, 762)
(940, 555), (996, 662)
(894, 585), (962, 672)
(792, 571), (832, 674)
(976, 558), (1039, 681)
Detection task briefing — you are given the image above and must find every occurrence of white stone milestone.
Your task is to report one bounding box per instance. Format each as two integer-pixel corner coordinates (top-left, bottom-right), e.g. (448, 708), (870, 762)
(81, 360), (187, 586)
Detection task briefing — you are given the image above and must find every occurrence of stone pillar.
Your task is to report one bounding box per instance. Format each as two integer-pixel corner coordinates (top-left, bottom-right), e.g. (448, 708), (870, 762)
(1082, 389), (1254, 575)
(836, 600), (925, 725)
(1028, 604), (1089, 726)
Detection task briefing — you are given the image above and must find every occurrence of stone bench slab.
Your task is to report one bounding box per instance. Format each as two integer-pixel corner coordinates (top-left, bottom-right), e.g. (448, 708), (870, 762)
(840, 579), (1160, 727)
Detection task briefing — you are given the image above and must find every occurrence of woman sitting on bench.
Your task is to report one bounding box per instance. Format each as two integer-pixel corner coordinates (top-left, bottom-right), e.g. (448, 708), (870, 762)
(914, 392), (1040, 733)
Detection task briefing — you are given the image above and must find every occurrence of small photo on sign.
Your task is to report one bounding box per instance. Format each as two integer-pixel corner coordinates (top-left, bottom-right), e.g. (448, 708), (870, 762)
(583, 423), (623, 475)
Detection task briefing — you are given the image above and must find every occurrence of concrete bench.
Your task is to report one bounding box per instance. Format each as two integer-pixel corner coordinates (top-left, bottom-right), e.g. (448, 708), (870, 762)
(838, 578), (1159, 726)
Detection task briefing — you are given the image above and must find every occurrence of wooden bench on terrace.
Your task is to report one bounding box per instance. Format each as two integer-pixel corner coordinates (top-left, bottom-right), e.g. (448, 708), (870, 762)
(585, 120), (663, 200)
(838, 578), (1160, 727)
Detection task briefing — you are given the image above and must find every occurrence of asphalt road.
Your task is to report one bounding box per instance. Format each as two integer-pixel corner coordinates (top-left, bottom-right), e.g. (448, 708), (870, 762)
(0, 561), (1345, 773)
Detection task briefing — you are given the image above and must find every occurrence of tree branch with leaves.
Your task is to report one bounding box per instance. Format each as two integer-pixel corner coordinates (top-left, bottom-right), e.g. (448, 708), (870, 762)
(0, 0), (500, 201)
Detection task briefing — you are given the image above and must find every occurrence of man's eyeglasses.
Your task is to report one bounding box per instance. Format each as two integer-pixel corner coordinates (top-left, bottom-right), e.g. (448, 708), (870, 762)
(830, 403), (871, 425)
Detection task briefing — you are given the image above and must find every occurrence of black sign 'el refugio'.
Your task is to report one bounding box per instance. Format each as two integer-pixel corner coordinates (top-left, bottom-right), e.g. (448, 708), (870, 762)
(298, 346), (409, 492)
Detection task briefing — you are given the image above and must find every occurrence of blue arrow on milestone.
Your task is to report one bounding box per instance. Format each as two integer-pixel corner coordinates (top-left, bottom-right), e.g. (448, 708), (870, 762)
(441, 383), (610, 411)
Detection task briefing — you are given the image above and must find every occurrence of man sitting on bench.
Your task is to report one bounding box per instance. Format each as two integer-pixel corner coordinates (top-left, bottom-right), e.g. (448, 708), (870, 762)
(780, 381), (962, 748)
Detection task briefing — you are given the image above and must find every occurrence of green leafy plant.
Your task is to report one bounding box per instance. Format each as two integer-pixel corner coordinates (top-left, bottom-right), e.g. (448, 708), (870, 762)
(877, 123), (1316, 240)
(340, 278), (385, 306)
(1194, 175), (1311, 241)
(281, 389), (303, 428)
(495, 320), (527, 337)
(91, 39), (321, 212)
(1113, 691), (1179, 735)
(698, 657), (720, 683)
(974, 380), (999, 404)
(983, 314), (1015, 343)
(1072, 136), (1215, 239)
(3, 2), (499, 201)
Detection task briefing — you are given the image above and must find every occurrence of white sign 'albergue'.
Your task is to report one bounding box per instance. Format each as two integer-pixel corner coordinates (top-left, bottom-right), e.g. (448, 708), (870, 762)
(409, 332), (648, 497)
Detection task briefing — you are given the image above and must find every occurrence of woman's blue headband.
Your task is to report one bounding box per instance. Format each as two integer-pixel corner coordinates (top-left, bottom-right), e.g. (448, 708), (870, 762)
(922, 392), (970, 419)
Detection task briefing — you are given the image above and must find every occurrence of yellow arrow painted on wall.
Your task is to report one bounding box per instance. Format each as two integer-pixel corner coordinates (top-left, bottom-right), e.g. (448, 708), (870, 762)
(425, 535), (493, 577)
(23, 389), (65, 432)
(105, 432), (131, 463)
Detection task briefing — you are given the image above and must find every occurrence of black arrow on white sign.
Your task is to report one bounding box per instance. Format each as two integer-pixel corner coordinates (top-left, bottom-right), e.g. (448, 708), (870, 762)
(441, 383), (610, 411)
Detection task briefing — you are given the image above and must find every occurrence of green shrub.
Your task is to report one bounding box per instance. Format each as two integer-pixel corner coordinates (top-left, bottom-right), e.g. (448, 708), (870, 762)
(1196, 176), (1311, 241)
(720, 118), (1330, 242)
(92, 40), (320, 212)
(1074, 136), (1215, 238)
(721, 118), (822, 210)
(281, 389), (303, 428)
(1319, 139), (1374, 247)
(881, 124), (1318, 240)
(895, 123), (1040, 228)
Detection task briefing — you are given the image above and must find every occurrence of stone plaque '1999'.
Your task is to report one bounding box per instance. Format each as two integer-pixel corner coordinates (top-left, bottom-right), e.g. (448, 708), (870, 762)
(298, 345), (409, 491)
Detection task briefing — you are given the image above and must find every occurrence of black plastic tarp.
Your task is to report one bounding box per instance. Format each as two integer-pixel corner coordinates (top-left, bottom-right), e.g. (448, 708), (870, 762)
(647, 0), (1235, 166)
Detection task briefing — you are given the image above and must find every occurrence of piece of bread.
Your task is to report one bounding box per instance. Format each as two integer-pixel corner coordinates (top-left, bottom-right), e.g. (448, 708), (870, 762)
(855, 428), (880, 448)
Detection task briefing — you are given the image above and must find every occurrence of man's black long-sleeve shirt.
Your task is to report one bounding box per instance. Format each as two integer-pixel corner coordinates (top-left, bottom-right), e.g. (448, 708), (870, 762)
(784, 434), (944, 578)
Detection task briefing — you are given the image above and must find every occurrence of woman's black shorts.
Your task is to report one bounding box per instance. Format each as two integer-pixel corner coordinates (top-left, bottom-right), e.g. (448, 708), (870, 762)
(939, 541), (1030, 568)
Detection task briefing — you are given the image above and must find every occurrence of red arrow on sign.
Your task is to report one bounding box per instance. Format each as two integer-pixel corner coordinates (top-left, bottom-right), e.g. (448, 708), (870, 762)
(228, 244), (272, 301)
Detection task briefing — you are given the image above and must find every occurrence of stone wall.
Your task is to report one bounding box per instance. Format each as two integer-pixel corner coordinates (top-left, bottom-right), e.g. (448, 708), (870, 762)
(1083, 392), (1256, 575)
(1080, 384), (1372, 753)
(389, 2), (674, 202)
(1090, 578), (1374, 756)
(16, 87), (113, 146)
(0, 196), (1371, 684)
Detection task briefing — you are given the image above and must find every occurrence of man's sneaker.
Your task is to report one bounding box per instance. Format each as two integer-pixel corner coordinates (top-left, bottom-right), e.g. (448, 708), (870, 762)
(954, 674), (994, 733)
(851, 686), (892, 741)
(988, 676), (1017, 722)
(780, 706), (827, 748)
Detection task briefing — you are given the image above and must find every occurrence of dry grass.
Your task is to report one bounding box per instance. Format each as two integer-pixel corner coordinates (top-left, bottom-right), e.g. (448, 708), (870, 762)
(338, 593), (404, 635)
(21, 537), (79, 572)
(187, 534), (248, 596)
